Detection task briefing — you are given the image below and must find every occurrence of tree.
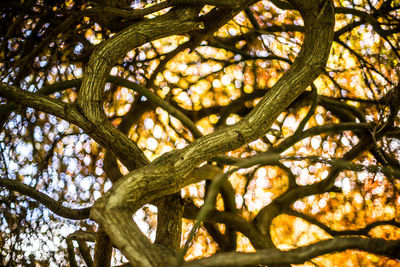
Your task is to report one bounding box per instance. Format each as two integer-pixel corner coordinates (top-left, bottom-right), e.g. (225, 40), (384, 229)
(1, 0), (400, 266)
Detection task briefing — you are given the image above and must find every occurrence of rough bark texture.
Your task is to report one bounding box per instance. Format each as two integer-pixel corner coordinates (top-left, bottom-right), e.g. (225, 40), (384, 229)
(76, 6), (202, 170)
(3, 0), (399, 266)
(89, 0), (336, 264)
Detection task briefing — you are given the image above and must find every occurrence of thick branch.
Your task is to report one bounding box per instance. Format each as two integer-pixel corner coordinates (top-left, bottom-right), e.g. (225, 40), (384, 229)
(77, 6), (201, 124)
(91, 0), (335, 264)
(94, 0), (335, 212)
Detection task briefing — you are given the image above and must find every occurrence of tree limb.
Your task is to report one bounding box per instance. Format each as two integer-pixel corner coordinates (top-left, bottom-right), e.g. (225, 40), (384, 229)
(0, 178), (90, 220)
(183, 237), (400, 267)
(90, 1), (335, 264)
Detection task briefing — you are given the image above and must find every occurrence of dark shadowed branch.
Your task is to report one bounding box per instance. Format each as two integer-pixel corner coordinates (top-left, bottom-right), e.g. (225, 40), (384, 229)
(0, 178), (90, 220)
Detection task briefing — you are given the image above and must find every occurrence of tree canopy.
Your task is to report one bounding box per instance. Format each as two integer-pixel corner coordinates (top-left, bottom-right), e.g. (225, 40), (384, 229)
(1, 0), (400, 266)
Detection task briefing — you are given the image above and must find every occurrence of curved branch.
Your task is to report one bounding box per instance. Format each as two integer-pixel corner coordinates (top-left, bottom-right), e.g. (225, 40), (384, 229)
(67, 230), (96, 242)
(180, 153), (283, 260)
(254, 135), (371, 235)
(102, 1), (171, 20)
(0, 81), (148, 170)
(77, 7), (201, 124)
(95, 0), (335, 211)
(183, 150), (398, 260)
(74, 7), (203, 173)
(183, 237), (400, 267)
(183, 202), (270, 249)
(285, 209), (400, 237)
(91, 0), (335, 264)
(272, 122), (373, 153)
(0, 178), (90, 220)
(109, 76), (202, 138)
(67, 231), (95, 267)
(335, 7), (400, 59)
(170, 0), (248, 8)
(0, 82), (87, 127)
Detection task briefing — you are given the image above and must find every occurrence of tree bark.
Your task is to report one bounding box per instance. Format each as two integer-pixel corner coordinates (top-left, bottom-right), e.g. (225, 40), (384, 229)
(90, 0), (335, 264)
